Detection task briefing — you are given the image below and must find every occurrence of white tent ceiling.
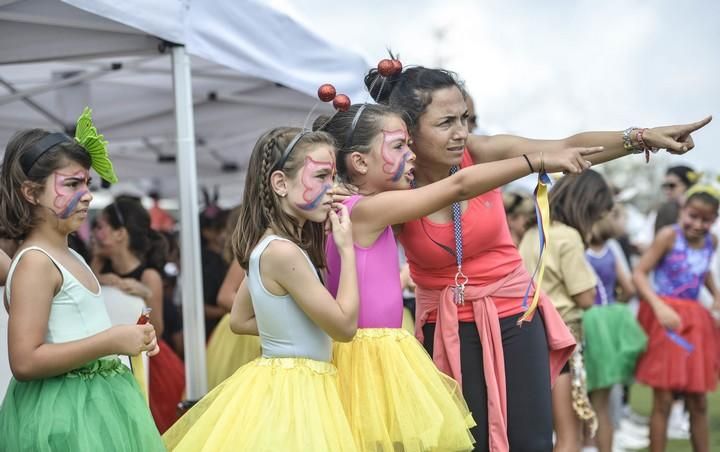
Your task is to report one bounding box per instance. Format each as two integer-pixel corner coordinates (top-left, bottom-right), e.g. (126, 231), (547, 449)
(0, 54), (336, 203)
(0, 0), (368, 204)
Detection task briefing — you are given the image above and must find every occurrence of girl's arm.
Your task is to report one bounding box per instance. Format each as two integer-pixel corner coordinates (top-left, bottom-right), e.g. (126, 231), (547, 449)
(705, 235), (720, 309)
(229, 278), (257, 335)
(266, 206), (359, 342)
(632, 226), (681, 329)
(218, 260), (245, 311)
(204, 301), (228, 323)
(573, 289), (597, 310)
(8, 251), (157, 381)
(615, 258), (637, 302)
(352, 146), (603, 242)
(467, 117), (711, 165)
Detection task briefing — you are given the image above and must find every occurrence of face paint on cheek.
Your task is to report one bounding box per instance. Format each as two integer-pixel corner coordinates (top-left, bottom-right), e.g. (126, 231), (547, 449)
(297, 156), (334, 211)
(380, 130), (411, 182)
(53, 171), (90, 219)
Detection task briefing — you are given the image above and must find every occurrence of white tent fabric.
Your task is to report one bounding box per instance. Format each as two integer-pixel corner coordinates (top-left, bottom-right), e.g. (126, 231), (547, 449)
(0, 54), (339, 202)
(66, 0), (367, 100)
(0, 0), (368, 202)
(0, 0), (369, 399)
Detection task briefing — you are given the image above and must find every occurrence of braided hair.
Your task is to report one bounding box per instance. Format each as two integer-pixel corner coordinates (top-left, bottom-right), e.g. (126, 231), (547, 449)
(233, 127), (335, 270)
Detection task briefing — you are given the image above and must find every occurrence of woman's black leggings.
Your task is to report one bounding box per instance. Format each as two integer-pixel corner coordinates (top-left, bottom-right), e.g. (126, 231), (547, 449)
(423, 312), (554, 452)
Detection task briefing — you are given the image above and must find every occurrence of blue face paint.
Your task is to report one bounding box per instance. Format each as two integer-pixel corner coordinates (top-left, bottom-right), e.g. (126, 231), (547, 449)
(298, 184), (331, 210)
(391, 151), (412, 182)
(381, 129), (411, 182)
(52, 170), (90, 219)
(58, 190), (88, 219)
(296, 154), (334, 211)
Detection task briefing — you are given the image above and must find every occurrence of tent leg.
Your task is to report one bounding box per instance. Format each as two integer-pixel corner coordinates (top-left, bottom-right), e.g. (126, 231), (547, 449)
(171, 45), (207, 401)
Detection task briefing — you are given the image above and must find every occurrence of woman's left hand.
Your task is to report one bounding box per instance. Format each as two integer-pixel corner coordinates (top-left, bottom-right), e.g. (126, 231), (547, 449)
(643, 116), (712, 154)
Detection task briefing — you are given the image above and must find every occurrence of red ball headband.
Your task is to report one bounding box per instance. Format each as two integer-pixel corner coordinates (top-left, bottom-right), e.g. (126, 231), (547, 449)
(317, 56), (403, 110)
(377, 58), (402, 77)
(317, 84), (350, 112)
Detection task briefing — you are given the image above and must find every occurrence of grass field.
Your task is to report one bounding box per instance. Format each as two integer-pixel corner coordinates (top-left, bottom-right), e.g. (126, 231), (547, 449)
(629, 384), (720, 451)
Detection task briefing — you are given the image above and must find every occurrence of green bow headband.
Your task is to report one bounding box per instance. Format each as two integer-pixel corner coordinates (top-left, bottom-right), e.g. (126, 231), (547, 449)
(21, 107), (118, 184)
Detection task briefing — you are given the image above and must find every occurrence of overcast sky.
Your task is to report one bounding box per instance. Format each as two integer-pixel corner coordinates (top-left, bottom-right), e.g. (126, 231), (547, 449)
(273, 0), (719, 172)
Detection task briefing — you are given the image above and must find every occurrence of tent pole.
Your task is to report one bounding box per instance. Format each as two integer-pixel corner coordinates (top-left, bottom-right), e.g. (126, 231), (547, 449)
(171, 44), (207, 400)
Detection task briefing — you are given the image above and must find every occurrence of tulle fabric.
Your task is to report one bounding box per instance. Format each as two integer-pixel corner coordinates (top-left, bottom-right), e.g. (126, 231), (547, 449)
(0, 358), (164, 452)
(163, 357), (357, 451)
(205, 314), (261, 389)
(149, 339), (185, 433)
(401, 307), (415, 335)
(333, 328), (476, 452)
(635, 296), (719, 392)
(582, 303), (647, 391)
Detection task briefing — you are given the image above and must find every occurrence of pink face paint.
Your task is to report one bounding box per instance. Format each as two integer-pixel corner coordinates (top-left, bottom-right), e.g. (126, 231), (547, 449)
(297, 155), (335, 211)
(380, 129), (412, 182)
(53, 170), (90, 219)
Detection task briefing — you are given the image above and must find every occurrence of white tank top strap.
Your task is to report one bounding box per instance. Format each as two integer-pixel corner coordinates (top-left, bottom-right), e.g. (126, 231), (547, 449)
(250, 235), (318, 281)
(5, 246), (62, 301)
(5, 246), (100, 302)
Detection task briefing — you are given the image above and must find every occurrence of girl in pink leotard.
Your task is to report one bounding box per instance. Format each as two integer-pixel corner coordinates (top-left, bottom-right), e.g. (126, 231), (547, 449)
(321, 102), (598, 452)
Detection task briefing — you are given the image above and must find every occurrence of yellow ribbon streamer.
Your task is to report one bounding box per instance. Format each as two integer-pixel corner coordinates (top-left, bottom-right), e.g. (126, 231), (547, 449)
(518, 173), (552, 324)
(130, 354), (149, 404)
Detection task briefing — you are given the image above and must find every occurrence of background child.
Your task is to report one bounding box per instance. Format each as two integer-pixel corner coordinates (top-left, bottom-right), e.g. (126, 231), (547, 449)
(583, 207), (647, 452)
(162, 127), (360, 451)
(519, 170), (614, 452)
(0, 122), (164, 450)
(633, 185), (720, 452)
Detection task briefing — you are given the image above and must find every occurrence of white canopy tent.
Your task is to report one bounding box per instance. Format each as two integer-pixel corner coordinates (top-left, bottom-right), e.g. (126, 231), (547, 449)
(0, 55), (343, 203)
(0, 0), (368, 399)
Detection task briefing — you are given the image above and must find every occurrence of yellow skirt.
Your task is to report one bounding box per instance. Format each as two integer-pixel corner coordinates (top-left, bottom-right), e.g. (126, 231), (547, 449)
(333, 328), (476, 452)
(164, 357), (357, 452)
(401, 307), (415, 335)
(205, 314), (261, 389)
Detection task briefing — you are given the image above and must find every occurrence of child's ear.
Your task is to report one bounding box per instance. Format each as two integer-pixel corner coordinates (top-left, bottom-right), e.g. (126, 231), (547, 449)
(270, 170), (288, 197)
(349, 152), (369, 175)
(20, 181), (39, 205)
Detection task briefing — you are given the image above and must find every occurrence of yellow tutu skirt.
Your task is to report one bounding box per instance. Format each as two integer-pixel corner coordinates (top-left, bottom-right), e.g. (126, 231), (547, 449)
(333, 328), (476, 452)
(402, 307), (415, 335)
(205, 314), (261, 389)
(163, 357), (357, 452)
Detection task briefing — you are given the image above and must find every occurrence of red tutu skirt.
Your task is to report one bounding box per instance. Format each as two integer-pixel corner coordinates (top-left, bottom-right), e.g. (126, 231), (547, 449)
(150, 339), (186, 433)
(635, 296), (719, 393)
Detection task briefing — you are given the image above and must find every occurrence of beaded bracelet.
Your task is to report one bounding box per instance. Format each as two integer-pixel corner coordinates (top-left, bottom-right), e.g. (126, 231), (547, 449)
(622, 127), (642, 154)
(636, 128), (660, 163)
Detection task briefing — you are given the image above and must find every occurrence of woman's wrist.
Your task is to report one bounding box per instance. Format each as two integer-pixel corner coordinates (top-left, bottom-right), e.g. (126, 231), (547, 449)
(524, 152), (544, 174)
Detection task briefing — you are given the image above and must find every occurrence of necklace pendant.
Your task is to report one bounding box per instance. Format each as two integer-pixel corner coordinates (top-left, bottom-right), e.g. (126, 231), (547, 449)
(453, 284), (465, 305)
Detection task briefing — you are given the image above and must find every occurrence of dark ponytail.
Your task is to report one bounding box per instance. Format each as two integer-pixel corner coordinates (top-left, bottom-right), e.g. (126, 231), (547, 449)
(103, 198), (168, 273)
(364, 66), (466, 132)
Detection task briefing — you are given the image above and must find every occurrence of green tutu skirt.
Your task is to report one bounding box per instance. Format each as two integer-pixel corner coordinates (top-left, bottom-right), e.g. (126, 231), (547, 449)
(582, 303), (647, 392)
(0, 358), (165, 452)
